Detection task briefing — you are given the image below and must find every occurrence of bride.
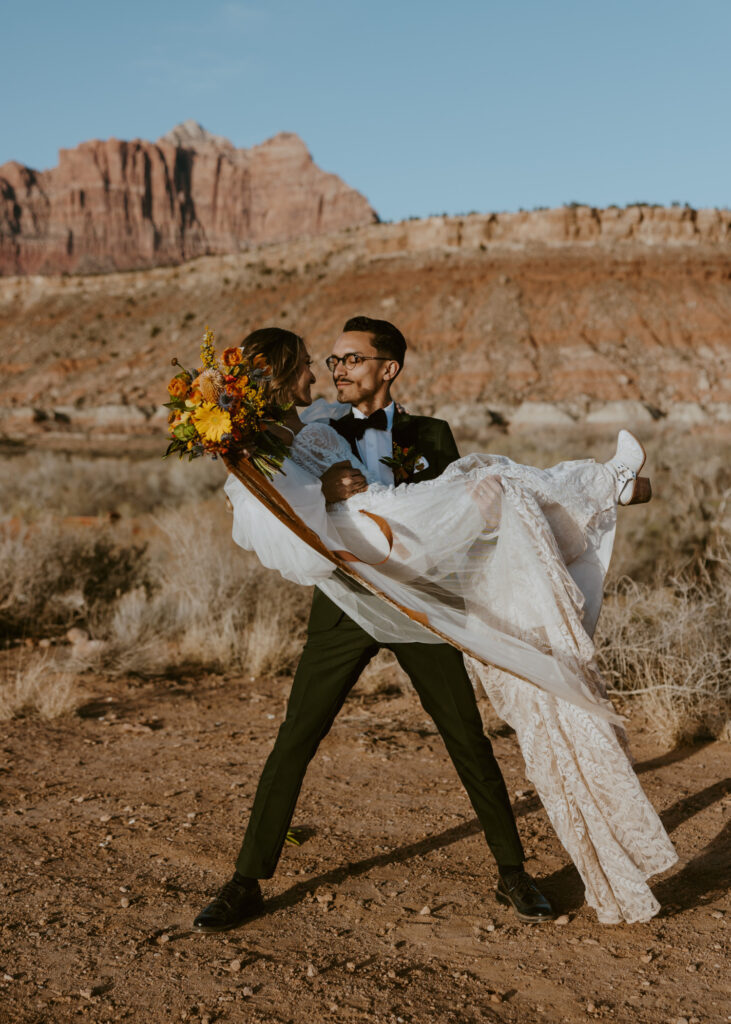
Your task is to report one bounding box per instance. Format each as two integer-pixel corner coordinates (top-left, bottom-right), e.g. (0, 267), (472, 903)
(223, 324), (677, 925)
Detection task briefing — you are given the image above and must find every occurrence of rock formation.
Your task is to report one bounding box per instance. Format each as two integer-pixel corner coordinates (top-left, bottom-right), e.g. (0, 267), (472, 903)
(1, 188), (730, 435)
(0, 121), (378, 275)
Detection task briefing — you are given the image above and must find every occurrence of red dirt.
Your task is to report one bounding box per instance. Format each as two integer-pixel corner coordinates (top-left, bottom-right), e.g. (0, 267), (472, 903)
(1, 667), (728, 1024)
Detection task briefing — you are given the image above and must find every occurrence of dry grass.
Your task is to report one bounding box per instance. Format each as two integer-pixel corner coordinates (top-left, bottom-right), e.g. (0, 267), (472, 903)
(1, 511), (308, 688)
(0, 461), (309, 681)
(0, 518), (148, 639)
(355, 648), (409, 697)
(0, 655), (86, 721)
(68, 501), (309, 679)
(0, 448), (225, 519)
(596, 564), (731, 744)
(1, 428), (729, 741)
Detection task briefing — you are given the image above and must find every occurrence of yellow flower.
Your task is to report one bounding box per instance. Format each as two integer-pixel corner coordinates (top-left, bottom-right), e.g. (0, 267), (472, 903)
(201, 327), (217, 368)
(192, 402), (232, 443)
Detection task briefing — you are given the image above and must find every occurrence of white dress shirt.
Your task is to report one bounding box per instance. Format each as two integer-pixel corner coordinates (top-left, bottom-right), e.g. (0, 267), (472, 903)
(352, 402), (395, 486)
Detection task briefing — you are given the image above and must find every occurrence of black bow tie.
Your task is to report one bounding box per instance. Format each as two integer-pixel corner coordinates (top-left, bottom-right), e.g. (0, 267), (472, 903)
(335, 408), (389, 443)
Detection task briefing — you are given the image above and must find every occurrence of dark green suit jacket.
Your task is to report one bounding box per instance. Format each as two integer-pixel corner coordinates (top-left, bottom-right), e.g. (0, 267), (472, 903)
(308, 409), (460, 632)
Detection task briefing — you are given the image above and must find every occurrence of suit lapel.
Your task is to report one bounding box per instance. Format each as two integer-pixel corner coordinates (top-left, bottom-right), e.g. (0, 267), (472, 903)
(391, 410), (423, 487)
(392, 410), (449, 484)
(391, 409), (416, 449)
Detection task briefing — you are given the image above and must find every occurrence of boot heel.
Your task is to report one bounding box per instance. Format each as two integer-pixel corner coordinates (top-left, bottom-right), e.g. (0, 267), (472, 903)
(625, 476), (652, 505)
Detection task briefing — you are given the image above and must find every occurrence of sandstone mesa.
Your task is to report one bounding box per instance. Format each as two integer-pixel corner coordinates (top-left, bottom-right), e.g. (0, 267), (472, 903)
(0, 121), (378, 276)
(0, 122), (730, 427)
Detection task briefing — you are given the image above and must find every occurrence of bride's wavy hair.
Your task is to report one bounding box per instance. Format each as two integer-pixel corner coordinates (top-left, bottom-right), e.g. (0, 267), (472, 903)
(241, 327), (306, 405)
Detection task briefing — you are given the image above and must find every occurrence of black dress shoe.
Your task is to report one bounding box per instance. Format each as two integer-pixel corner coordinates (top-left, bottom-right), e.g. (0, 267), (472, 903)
(193, 876), (264, 933)
(496, 870), (556, 923)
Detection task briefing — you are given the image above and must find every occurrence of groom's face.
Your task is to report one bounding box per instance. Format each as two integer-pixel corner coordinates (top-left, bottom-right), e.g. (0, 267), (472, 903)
(329, 331), (397, 406)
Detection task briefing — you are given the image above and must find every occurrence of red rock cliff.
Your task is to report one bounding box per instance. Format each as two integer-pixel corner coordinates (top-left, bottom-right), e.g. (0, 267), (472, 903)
(0, 121), (378, 276)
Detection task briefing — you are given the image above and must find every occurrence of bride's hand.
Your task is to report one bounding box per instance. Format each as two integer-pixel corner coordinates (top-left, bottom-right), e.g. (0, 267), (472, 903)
(470, 476), (503, 527)
(320, 461), (368, 503)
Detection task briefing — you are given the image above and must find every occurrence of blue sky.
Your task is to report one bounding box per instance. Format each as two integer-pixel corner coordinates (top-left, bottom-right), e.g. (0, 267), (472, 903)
(3, 0), (729, 221)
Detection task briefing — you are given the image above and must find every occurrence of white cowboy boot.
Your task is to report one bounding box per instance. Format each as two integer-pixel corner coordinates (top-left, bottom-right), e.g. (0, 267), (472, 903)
(606, 430), (651, 505)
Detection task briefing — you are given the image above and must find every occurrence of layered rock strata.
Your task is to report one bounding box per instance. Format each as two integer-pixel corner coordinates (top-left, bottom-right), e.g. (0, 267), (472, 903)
(1, 199), (730, 423)
(0, 121), (377, 275)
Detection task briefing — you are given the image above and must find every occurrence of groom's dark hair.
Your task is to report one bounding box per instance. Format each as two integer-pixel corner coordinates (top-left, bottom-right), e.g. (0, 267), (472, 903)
(343, 315), (407, 370)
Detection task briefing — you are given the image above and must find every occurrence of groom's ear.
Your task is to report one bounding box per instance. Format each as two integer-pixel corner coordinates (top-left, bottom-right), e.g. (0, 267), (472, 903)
(383, 358), (401, 382)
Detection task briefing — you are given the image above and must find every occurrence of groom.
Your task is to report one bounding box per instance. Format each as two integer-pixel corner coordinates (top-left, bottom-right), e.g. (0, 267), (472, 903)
(193, 316), (555, 931)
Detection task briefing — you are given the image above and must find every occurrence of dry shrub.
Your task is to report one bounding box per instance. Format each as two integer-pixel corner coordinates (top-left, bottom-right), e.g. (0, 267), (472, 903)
(0, 449), (225, 520)
(355, 648), (409, 697)
(1, 489), (308, 684)
(0, 655), (85, 721)
(596, 524), (730, 745)
(2, 432), (729, 741)
(0, 519), (147, 640)
(597, 572), (730, 744)
(75, 501), (309, 678)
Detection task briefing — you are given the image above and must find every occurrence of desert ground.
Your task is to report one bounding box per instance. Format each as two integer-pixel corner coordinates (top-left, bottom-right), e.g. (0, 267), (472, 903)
(1, 660), (729, 1024)
(1, 422), (728, 1024)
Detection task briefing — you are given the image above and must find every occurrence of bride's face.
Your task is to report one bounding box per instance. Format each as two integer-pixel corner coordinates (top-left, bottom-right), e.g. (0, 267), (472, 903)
(289, 348), (316, 406)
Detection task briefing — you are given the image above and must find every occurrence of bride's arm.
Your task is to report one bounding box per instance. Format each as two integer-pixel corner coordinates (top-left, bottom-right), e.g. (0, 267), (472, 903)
(224, 464), (337, 586)
(291, 422), (369, 503)
(466, 475), (503, 529)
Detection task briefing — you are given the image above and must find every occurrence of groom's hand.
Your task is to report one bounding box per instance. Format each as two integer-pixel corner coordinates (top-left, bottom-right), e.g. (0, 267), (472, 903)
(320, 461), (368, 503)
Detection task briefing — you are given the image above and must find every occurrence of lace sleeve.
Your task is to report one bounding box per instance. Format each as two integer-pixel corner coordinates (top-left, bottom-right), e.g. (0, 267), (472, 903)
(289, 422), (361, 478)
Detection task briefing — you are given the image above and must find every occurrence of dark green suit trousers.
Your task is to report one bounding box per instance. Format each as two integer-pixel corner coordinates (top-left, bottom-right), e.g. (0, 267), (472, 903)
(235, 592), (524, 877)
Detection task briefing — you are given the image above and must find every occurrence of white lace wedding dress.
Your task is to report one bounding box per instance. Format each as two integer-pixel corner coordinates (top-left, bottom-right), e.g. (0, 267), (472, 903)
(224, 412), (677, 924)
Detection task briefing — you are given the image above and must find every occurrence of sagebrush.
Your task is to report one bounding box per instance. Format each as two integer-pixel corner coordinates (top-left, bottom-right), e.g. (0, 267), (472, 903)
(1, 427), (728, 740)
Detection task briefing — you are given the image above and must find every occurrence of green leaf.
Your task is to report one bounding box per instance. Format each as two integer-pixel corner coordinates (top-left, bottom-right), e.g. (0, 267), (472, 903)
(173, 423), (197, 441)
(164, 398), (187, 411)
(163, 439), (183, 458)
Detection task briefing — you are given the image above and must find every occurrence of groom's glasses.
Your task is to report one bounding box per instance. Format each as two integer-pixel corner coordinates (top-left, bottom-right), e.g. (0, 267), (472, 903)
(325, 353), (389, 372)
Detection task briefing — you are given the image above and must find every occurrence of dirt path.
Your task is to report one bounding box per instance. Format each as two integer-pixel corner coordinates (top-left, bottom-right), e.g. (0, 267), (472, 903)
(1, 671), (728, 1024)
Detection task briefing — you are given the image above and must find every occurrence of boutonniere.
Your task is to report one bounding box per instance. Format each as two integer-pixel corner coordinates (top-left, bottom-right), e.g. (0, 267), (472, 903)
(380, 443), (429, 483)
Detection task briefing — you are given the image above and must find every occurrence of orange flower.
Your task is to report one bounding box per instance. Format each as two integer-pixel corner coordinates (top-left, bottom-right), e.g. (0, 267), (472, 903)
(168, 376), (188, 398)
(252, 353), (271, 373)
(222, 346), (243, 367)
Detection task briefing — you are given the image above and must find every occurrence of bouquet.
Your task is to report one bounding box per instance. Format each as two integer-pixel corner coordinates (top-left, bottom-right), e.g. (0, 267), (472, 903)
(164, 328), (288, 479)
